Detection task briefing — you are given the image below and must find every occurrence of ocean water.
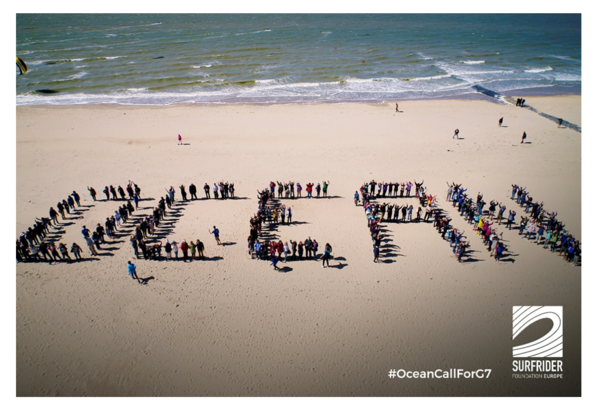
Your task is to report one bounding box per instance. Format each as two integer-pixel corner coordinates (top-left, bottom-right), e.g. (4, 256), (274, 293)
(16, 14), (581, 106)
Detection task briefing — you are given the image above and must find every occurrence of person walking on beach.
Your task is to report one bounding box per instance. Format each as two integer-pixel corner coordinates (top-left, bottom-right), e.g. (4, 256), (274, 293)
(558, 118), (563, 127)
(521, 131), (527, 144)
(396, 103), (400, 112)
(210, 226), (221, 245)
(498, 117), (503, 127)
(270, 254), (280, 271)
(178, 134), (182, 145)
(453, 129), (459, 139)
(128, 261), (141, 283)
(373, 245), (380, 263)
(321, 243), (332, 268)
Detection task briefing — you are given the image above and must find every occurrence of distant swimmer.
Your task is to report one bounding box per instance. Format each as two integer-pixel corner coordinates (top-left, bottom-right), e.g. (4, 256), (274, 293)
(498, 117), (503, 127)
(453, 129), (460, 139)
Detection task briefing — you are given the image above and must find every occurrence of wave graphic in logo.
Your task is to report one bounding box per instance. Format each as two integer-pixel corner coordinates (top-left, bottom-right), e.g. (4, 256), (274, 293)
(513, 306), (563, 358)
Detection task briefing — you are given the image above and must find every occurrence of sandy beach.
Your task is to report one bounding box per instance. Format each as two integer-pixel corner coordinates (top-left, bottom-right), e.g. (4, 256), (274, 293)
(16, 96), (581, 396)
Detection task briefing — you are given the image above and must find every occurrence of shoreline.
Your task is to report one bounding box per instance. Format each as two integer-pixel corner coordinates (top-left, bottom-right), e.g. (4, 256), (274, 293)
(15, 92), (582, 108)
(16, 85), (582, 108)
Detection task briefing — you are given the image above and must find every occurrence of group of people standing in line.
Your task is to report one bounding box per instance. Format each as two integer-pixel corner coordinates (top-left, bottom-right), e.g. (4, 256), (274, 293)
(269, 181), (331, 199)
(178, 182), (235, 200)
(248, 186), (333, 270)
(89, 181), (142, 204)
(17, 190), (85, 262)
(510, 185), (581, 265)
(359, 180), (421, 199)
(128, 186), (210, 261)
(447, 183), (509, 261)
(357, 180), (438, 262)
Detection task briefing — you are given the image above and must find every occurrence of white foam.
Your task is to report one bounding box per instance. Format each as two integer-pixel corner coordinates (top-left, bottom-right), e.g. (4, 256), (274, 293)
(524, 66), (553, 73)
(548, 55), (578, 62)
(192, 64), (212, 69)
(105, 56), (121, 60)
(411, 74), (452, 81)
(462, 60), (485, 64)
(66, 71), (87, 80)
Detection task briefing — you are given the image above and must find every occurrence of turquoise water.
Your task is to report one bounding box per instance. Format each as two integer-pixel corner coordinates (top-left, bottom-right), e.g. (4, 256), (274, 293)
(16, 14), (581, 105)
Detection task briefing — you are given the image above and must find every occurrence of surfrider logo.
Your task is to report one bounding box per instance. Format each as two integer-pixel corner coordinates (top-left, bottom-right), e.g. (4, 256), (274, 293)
(513, 306), (563, 358)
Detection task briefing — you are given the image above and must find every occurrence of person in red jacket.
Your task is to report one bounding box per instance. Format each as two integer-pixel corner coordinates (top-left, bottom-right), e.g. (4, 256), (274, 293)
(180, 240), (189, 259)
(306, 183), (314, 198)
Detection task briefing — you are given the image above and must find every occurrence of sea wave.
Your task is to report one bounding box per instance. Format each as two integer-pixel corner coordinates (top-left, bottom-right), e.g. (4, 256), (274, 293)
(56, 71), (87, 81)
(410, 74), (452, 81)
(462, 60), (485, 64)
(524, 66), (553, 73)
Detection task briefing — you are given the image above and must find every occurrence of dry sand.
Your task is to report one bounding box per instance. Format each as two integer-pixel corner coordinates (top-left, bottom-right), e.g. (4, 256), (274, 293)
(16, 96), (581, 396)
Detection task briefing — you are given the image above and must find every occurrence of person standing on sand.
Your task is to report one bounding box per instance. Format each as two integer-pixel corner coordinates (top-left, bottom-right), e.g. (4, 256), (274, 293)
(373, 245), (379, 263)
(88, 187), (97, 201)
(172, 241), (179, 259)
(128, 261), (141, 283)
(165, 241), (172, 259)
(204, 183), (210, 198)
(521, 131), (527, 144)
(210, 226), (221, 245)
(196, 239), (205, 259)
(181, 240), (189, 259)
(396, 103), (400, 112)
(558, 118), (563, 127)
(498, 117), (503, 127)
(178, 134), (182, 145)
(71, 243), (83, 260)
(453, 128), (459, 139)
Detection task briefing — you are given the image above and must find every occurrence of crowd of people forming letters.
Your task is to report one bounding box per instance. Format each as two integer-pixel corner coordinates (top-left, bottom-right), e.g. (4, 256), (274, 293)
(16, 179), (580, 267)
(248, 183), (333, 270)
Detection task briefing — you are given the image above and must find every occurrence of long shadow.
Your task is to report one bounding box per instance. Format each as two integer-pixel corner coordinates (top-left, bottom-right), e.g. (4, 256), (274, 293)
(203, 256), (224, 261)
(380, 259), (397, 264)
(99, 246), (120, 251)
(277, 266), (293, 273)
(140, 276), (155, 285)
(19, 257), (103, 264)
(327, 262), (347, 269)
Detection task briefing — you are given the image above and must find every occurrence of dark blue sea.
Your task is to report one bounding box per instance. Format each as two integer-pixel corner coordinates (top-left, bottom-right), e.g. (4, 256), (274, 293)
(16, 14), (581, 106)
